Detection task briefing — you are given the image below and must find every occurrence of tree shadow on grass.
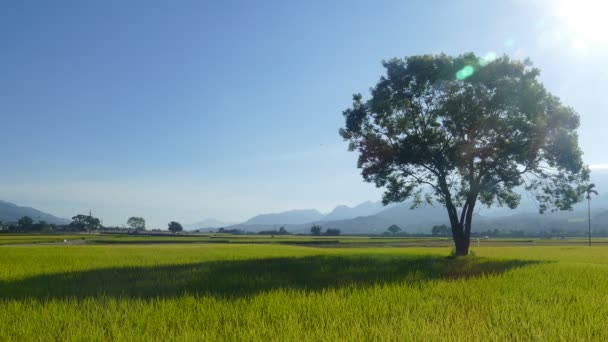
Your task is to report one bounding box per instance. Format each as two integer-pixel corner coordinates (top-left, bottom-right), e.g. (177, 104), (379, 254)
(0, 255), (545, 300)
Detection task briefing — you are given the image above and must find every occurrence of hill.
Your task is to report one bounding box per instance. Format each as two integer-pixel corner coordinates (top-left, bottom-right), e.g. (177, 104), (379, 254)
(0, 201), (70, 225)
(323, 201), (386, 221)
(242, 209), (325, 225)
(184, 218), (236, 230)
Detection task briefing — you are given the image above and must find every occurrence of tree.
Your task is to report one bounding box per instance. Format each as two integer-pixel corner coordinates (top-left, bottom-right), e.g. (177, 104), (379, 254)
(325, 228), (341, 236)
(278, 226), (288, 235)
(127, 217), (146, 231)
(340, 53), (588, 255)
(431, 224), (451, 237)
(585, 183), (598, 246)
(17, 216), (34, 230)
(70, 214), (102, 232)
(310, 224), (322, 236)
(168, 221), (183, 234)
(387, 224), (402, 235)
(33, 220), (51, 232)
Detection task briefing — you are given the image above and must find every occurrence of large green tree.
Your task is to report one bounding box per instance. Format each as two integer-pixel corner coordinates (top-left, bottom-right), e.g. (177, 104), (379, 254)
(70, 214), (102, 232)
(340, 53), (588, 255)
(168, 221), (183, 234)
(127, 217), (146, 231)
(17, 216), (34, 231)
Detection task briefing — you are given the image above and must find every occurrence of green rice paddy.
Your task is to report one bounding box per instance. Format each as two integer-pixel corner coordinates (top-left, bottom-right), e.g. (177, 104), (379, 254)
(1, 235), (606, 341)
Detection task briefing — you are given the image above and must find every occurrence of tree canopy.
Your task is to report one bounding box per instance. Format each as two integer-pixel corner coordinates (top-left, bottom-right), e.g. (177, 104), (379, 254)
(70, 214), (102, 232)
(168, 221), (183, 234)
(17, 216), (34, 230)
(431, 224), (451, 237)
(340, 53), (588, 255)
(310, 224), (322, 236)
(387, 224), (402, 235)
(127, 217), (146, 231)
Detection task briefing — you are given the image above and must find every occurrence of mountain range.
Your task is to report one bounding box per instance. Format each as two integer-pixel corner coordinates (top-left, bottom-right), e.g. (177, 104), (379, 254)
(183, 218), (238, 230)
(2, 170), (607, 234)
(216, 170), (608, 234)
(0, 201), (70, 225)
(223, 198), (608, 235)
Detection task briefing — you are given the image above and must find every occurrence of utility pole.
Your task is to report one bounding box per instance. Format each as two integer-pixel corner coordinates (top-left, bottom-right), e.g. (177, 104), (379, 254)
(588, 196), (591, 247)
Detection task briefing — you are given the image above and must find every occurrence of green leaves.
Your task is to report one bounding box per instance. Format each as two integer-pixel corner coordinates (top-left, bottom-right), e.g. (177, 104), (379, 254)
(341, 52), (588, 227)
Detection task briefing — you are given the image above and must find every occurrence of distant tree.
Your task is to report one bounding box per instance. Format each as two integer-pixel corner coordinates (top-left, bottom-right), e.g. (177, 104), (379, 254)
(17, 216), (34, 231)
(340, 53), (588, 255)
(325, 228), (341, 236)
(278, 226), (288, 235)
(387, 224), (402, 235)
(70, 214), (102, 232)
(310, 224), (322, 236)
(229, 229), (243, 234)
(33, 220), (51, 232)
(168, 221), (183, 234)
(431, 224), (451, 237)
(127, 217), (146, 231)
(585, 183), (598, 246)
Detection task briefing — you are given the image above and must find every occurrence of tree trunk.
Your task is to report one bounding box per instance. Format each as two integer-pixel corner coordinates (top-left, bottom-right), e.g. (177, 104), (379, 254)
(453, 230), (470, 256)
(448, 199), (476, 256)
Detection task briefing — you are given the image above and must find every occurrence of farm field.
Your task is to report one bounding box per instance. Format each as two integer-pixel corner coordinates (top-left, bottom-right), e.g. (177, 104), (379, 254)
(1, 239), (608, 341)
(0, 234), (87, 245)
(2, 233), (607, 246)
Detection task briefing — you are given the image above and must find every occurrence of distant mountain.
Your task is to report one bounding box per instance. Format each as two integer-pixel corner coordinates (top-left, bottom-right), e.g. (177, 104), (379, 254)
(594, 210), (608, 226)
(184, 218), (236, 230)
(225, 205), (608, 235)
(0, 201), (70, 225)
(227, 172), (608, 235)
(230, 202), (449, 234)
(474, 209), (608, 233)
(323, 201), (386, 221)
(243, 209), (325, 225)
(235, 201), (387, 227)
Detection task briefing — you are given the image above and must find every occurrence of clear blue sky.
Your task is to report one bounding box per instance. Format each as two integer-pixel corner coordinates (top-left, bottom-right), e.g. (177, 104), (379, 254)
(1, 0), (606, 227)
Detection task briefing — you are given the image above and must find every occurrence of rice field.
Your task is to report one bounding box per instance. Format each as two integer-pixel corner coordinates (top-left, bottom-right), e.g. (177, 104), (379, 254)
(0, 234), (87, 245)
(1, 238), (607, 341)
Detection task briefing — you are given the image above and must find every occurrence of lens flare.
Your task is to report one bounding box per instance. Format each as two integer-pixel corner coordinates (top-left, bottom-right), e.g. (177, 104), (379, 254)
(456, 65), (475, 80)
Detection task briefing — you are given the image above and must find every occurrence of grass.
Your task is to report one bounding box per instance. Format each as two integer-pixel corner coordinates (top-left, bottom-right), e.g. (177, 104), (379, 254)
(1, 241), (607, 340)
(0, 234), (87, 245)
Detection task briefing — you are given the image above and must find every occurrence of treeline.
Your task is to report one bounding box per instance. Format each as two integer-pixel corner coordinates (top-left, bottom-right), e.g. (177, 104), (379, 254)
(0, 216), (57, 232)
(428, 224), (608, 238)
(0, 215), (186, 234)
(310, 224), (341, 236)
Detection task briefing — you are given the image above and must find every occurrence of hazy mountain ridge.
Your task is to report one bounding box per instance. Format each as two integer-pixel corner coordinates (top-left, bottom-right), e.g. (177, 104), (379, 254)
(225, 193), (608, 235)
(0, 201), (70, 225)
(323, 201), (387, 221)
(4, 169), (607, 233)
(184, 218), (237, 230)
(243, 209), (325, 225)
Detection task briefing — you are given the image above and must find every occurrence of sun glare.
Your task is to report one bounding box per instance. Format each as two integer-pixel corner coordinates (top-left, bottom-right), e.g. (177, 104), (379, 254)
(555, 0), (608, 47)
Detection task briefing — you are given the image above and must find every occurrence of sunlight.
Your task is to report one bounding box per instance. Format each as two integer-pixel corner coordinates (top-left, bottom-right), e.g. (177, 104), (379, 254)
(555, 0), (608, 48)
(589, 164), (608, 170)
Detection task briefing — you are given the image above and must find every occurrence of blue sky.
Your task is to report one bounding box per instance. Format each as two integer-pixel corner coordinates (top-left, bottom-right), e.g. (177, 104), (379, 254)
(1, 0), (607, 227)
